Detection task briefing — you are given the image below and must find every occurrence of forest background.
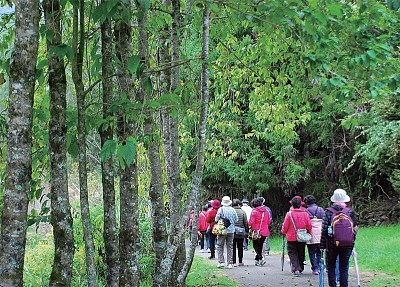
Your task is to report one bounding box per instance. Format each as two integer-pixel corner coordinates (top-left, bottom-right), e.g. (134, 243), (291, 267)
(0, 0), (399, 286)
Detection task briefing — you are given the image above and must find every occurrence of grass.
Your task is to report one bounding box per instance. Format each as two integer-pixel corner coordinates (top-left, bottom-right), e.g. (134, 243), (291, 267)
(186, 256), (239, 287)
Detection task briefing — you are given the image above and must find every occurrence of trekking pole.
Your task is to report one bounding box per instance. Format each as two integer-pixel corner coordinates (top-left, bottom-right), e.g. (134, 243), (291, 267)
(319, 249), (326, 287)
(281, 234), (285, 271)
(352, 248), (361, 287)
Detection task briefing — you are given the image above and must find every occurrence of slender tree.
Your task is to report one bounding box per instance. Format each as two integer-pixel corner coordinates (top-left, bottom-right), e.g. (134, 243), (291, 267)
(114, 1), (140, 285)
(0, 0), (40, 285)
(100, 7), (119, 287)
(44, 0), (75, 285)
(71, 1), (98, 286)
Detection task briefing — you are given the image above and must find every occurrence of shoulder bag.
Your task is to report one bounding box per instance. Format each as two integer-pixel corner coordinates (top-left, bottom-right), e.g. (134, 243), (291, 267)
(250, 211), (264, 240)
(289, 212), (312, 243)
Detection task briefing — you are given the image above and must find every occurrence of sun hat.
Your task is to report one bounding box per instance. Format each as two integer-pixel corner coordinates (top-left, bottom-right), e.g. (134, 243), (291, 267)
(330, 189), (350, 203)
(221, 196), (232, 206)
(211, 199), (221, 209)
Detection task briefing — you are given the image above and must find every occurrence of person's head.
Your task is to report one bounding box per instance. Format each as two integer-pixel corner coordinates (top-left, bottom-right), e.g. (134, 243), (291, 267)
(290, 196), (302, 209)
(304, 195), (316, 206)
(242, 198), (249, 205)
(202, 204), (208, 211)
(251, 197), (264, 208)
(330, 189), (350, 203)
(221, 196), (232, 206)
(290, 195), (305, 206)
(211, 199), (221, 209)
(232, 198), (241, 207)
(259, 197), (265, 205)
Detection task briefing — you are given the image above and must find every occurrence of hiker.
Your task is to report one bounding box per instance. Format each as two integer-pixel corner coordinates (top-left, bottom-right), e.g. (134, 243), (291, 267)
(248, 197), (271, 266)
(281, 196), (312, 275)
(304, 194), (324, 275)
(198, 204), (210, 253)
(186, 208), (194, 241)
(241, 198), (253, 250)
(320, 189), (358, 287)
(260, 197), (273, 256)
(289, 195), (306, 211)
(215, 196), (238, 268)
(232, 199), (249, 266)
(206, 199), (220, 259)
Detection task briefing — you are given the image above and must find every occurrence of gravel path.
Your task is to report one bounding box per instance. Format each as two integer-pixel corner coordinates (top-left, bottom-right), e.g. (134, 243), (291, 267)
(194, 244), (362, 287)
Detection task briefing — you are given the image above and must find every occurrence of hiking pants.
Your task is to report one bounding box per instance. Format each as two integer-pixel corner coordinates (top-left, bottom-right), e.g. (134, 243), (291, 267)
(287, 241), (306, 273)
(217, 233), (234, 264)
(233, 237), (244, 264)
(209, 233), (217, 258)
(327, 247), (352, 287)
(253, 236), (266, 261)
(307, 243), (322, 272)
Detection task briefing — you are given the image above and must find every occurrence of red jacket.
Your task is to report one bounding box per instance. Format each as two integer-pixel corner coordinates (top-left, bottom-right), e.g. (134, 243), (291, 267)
(281, 209), (312, 242)
(198, 211), (209, 231)
(248, 206), (271, 237)
(206, 208), (219, 228)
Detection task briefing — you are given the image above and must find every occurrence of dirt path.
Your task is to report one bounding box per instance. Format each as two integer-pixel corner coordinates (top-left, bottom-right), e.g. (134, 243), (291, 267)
(194, 245), (362, 287)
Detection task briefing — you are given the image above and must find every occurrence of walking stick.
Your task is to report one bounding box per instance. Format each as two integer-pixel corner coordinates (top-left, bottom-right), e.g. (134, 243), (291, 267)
(281, 234), (285, 271)
(352, 249), (361, 287)
(319, 249), (326, 287)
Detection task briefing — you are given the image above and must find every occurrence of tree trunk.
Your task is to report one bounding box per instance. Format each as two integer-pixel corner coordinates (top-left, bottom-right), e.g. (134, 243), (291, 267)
(100, 10), (119, 287)
(114, 4), (140, 286)
(177, 6), (211, 283)
(72, 3), (98, 287)
(0, 0), (40, 285)
(44, 0), (75, 285)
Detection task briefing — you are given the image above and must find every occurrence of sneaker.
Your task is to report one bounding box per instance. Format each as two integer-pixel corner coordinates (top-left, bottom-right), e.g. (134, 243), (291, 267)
(226, 264), (233, 269)
(208, 256), (215, 260)
(217, 262), (225, 268)
(232, 263), (238, 267)
(207, 248), (211, 253)
(265, 251), (270, 256)
(259, 259), (266, 266)
(293, 270), (301, 276)
(200, 249), (204, 253)
(238, 263), (244, 266)
(255, 260), (260, 266)
(312, 271), (320, 275)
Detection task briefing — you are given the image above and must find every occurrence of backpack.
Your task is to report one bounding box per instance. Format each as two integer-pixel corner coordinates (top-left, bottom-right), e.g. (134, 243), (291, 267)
(327, 207), (355, 247)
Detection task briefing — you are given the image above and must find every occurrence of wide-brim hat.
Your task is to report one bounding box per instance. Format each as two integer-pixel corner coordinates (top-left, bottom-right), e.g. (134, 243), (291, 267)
(211, 199), (221, 209)
(221, 196), (232, 206)
(330, 189), (350, 203)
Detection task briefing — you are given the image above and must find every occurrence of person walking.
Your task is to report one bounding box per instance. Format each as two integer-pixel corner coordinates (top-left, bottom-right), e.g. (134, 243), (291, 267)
(241, 198), (253, 250)
(232, 199), (249, 266)
(320, 189), (358, 287)
(281, 196), (312, 275)
(198, 204), (210, 253)
(215, 196), (238, 269)
(304, 194), (325, 275)
(248, 197), (271, 266)
(206, 199), (220, 259)
(260, 197), (273, 256)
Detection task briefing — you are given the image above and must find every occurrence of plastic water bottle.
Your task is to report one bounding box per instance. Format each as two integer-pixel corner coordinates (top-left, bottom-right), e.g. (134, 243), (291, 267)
(328, 225), (333, 236)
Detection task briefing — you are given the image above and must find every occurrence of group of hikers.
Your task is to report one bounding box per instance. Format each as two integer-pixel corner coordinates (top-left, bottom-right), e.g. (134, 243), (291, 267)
(187, 189), (358, 287)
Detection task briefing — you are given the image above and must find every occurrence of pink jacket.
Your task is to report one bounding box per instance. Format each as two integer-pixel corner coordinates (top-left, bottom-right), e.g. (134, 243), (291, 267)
(281, 209), (312, 242)
(248, 206), (271, 237)
(198, 211), (209, 232)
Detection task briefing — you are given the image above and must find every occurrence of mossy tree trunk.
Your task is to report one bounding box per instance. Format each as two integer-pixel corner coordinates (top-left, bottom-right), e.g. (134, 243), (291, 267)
(0, 0), (40, 285)
(44, 0), (75, 285)
(100, 9), (120, 287)
(114, 2), (140, 285)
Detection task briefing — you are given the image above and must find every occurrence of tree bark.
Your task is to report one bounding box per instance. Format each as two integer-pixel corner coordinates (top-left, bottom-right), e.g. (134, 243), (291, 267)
(72, 2), (98, 287)
(177, 6), (211, 283)
(44, 0), (75, 285)
(114, 3), (140, 285)
(0, 0), (40, 285)
(100, 10), (119, 287)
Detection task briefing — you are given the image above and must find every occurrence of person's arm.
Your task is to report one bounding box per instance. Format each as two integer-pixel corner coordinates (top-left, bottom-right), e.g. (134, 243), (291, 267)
(320, 210), (329, 249)
(281, 213), (289, 234)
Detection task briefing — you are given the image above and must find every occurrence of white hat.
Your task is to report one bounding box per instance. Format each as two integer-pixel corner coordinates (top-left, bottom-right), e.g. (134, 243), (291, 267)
(221, 196), (232, 206)
(330, 189), (350, 203)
